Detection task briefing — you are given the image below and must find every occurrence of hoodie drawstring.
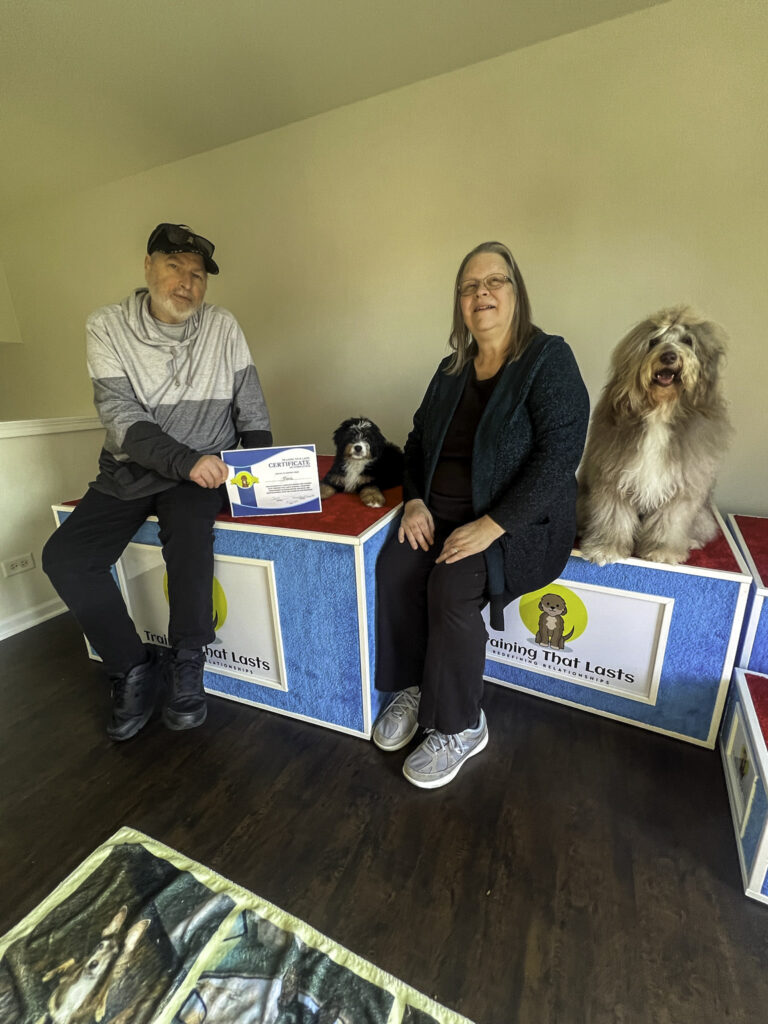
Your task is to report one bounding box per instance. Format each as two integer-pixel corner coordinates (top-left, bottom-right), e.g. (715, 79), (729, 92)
(169, 347), (194, 389)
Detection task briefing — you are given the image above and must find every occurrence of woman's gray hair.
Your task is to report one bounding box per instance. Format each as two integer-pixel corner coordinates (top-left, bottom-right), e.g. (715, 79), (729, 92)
(445, 241), (538, 374)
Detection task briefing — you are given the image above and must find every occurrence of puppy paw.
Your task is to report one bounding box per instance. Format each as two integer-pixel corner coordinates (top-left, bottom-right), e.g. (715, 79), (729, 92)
(319, 483), (337, 499)
(359, 486), (385, 508)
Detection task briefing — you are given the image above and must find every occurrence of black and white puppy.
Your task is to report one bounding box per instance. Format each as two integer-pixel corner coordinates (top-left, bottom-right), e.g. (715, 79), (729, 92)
(320, 417), (403, 507)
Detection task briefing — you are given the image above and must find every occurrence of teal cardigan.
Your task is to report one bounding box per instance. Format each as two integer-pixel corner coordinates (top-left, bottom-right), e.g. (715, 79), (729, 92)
(402, 332), (590, 629)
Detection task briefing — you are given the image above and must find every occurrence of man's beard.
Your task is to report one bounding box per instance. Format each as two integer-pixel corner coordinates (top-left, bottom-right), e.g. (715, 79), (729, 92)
(150, 293), (201, 324)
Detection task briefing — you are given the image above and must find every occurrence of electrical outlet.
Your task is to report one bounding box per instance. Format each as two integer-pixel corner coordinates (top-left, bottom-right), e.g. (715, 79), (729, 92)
(2, 552), (35, 577)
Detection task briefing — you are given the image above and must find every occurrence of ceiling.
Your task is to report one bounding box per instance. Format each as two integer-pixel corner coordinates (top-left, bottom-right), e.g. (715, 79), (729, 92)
(0, 0), (667, 220)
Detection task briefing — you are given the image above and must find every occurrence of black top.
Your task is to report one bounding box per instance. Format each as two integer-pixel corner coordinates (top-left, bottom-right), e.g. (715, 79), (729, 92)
(429, 363), (503, 522)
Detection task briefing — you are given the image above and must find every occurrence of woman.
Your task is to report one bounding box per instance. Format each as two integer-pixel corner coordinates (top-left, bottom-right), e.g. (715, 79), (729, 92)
(373, 241), (590, 788)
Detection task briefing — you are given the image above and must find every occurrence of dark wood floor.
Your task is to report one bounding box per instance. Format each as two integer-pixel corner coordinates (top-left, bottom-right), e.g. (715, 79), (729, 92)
(2, 615), (768, 1023)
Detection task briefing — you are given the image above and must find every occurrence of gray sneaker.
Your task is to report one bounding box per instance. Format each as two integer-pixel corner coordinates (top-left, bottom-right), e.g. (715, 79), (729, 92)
(372, 687), (420, 751)
(402, 710), (488, 789)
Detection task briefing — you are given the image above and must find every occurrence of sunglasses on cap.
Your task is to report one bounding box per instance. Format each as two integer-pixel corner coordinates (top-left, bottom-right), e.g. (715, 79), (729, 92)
(147, 223), (219, 274)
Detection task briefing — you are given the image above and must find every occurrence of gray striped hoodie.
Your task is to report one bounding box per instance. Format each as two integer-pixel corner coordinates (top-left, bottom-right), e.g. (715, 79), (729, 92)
(87, 288), (271, 498)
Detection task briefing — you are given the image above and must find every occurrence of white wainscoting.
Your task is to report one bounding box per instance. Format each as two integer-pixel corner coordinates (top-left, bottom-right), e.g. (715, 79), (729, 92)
(0, 417), (104, 640)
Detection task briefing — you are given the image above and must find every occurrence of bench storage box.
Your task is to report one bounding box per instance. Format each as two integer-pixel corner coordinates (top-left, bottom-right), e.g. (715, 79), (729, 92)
(52, 456), (399, 738)
(719, 668), (768, 904)
(482, 511), (751, 748)
(727, 515), (768, 675)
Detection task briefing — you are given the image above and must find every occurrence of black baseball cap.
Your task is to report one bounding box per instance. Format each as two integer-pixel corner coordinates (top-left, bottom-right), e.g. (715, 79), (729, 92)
(147, 223), (219, 275)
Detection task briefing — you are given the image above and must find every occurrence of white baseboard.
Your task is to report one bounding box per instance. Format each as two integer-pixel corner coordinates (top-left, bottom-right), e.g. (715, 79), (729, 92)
(0, 597), (67, 642)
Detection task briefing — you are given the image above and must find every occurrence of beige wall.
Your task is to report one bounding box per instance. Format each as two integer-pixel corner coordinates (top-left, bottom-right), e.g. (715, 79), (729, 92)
(1, 0), (765, 514)
(0, 425), (104, 637)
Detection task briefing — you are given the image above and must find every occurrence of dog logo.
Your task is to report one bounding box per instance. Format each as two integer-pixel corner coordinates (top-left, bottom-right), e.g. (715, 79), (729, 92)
(534, 592), (574, 649)
(518, 585), (587, 648)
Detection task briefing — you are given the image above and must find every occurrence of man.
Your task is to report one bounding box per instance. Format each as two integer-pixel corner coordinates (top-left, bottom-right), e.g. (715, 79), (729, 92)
(43, 223), (271, 740)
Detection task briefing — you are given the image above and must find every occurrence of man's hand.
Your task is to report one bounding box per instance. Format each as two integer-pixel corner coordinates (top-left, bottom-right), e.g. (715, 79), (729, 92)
(189, 454), (230, 489)
(399, 498), (435, 551)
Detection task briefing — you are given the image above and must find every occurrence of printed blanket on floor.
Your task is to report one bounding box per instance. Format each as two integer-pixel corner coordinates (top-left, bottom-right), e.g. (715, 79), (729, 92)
(0, 826), (474, 1024)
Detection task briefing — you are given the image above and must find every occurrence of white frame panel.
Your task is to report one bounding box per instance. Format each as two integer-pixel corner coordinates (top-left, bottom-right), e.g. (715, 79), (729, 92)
(114, 542), (288, 691)
(485, 579), (674, 706)
(354, 546), (373, 736)
(725, 704), (759, 836)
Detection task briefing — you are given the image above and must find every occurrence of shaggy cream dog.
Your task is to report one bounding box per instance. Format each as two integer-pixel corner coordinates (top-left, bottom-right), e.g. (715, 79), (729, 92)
(577, 306), (730, 565)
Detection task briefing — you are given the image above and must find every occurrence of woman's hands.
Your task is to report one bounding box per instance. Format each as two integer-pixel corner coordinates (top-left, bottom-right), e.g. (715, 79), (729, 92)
(399, 499), (435, 550)
(399, 502), (505, 560)
(435, 515), (505, 564)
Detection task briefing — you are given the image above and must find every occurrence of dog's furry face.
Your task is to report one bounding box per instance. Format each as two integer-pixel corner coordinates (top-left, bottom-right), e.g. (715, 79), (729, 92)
(332, 418), (386, 462)
(607, 305), (727, 416)
(539, 594), (567, 616)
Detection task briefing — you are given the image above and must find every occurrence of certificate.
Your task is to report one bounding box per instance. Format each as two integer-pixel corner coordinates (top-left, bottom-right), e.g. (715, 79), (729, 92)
(221, 444), (322, 517)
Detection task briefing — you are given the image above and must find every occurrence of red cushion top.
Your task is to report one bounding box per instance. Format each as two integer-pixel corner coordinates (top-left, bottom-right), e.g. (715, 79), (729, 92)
(59, 453), (744, 565)
(734, 515), (768, 584)
(746, 672), (768, 743)
(684, 522), (742, 574)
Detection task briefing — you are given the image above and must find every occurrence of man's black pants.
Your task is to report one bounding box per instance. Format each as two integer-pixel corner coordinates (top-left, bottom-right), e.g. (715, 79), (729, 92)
(42, 483), (225, 675)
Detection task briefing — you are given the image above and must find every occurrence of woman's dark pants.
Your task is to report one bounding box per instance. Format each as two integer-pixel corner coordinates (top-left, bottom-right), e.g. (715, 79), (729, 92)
(374, 521), (489, 735)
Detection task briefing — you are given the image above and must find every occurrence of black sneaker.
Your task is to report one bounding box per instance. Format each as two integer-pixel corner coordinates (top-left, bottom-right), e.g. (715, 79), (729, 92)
(107, 649), (160, 741)
(163, 649), (208, 731)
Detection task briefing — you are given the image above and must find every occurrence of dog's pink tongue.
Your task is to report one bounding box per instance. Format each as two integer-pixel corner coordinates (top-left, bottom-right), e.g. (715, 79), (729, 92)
(655, 371), (675, 385)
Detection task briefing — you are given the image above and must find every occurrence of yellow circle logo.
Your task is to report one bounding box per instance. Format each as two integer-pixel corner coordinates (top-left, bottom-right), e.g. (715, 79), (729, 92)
(211, 577), (228, 632)
(518, 584), (587, 641)
(163, 573), (228, 632)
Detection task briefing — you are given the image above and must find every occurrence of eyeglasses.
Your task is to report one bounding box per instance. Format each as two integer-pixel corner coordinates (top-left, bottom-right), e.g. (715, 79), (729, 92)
(458, 274), (512, 297)
(148, 223), (215, 261)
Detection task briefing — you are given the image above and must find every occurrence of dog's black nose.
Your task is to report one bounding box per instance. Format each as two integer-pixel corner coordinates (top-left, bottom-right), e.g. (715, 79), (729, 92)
(353, 444), (363, 453)
(659, 350), (678, 365)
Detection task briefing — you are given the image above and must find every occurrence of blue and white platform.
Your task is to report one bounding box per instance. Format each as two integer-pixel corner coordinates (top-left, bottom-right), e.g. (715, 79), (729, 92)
(482, 510), (752, 748)
(52, 457), (399, 739)
(720, 668), (768, 905)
